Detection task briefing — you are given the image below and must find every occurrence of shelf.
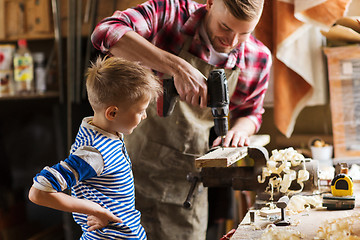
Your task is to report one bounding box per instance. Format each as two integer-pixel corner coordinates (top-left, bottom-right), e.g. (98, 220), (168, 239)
(0, 91), (59, 100)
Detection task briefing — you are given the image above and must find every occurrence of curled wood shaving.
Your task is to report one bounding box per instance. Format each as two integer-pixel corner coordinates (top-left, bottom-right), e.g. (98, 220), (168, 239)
(316, 213), (360, 240)
(260, 224), (303, 240)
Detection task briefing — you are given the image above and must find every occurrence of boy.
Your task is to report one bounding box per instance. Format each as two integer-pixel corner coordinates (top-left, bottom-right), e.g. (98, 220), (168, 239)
(28, 57), (162, 239)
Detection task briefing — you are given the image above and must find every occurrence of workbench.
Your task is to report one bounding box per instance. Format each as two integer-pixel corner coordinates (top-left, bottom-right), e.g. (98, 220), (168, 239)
(230, 182), (360, 239)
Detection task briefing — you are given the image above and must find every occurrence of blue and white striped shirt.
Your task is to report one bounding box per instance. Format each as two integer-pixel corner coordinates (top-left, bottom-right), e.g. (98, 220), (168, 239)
(33, 117), (146, 240)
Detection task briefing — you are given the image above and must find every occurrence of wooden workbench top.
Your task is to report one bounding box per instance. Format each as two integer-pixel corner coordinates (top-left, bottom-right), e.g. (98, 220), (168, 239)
(231, 183), (360, 239)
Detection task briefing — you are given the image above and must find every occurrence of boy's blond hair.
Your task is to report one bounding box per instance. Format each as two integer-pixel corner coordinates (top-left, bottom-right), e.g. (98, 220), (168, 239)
(86, 57), (162, 111)
(223, 0), (264, 21)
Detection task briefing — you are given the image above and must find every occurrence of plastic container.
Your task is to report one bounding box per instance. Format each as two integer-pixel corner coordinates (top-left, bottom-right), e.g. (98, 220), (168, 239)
(33, 52), (46, 94)
(13, 39), (34, 94)
(311, 145), (333, 167)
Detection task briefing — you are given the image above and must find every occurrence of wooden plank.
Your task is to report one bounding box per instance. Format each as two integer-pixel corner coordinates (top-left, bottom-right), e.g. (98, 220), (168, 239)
(249, 134), (270, 147)
(195, 147), (248, 168)
(0, 0), (5, 39)
(195, 135), (270, 168)
(32, 0), (52, 33)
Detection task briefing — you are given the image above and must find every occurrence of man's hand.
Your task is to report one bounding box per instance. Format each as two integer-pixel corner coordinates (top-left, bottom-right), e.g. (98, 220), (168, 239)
(110, 32), (208, 108)
(212, 117), (256, 147)
(87, 209), (123, 231)
(212, 130), (250, 147)
(173, 60), (208, 108)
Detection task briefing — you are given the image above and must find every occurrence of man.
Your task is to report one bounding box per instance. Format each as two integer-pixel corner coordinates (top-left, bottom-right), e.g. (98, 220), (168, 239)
(92, 0), (271, 239)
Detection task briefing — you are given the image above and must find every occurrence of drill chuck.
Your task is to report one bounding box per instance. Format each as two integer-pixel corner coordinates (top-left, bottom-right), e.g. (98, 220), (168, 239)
(214, 117), (228, 137)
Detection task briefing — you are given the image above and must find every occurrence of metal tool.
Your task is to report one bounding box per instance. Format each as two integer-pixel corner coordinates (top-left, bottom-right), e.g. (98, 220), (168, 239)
(183, 172), (200, 209)
(274, 195), (290, 226)
(157, 69), (229, 147)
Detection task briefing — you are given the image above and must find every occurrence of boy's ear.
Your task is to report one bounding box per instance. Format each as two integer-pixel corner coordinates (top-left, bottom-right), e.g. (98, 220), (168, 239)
(206, 0), (214, 10)
(105, 106), (118, 120)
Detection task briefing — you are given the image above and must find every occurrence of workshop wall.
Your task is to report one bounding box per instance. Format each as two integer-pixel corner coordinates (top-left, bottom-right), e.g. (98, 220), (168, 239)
(259, 0), (360, 154)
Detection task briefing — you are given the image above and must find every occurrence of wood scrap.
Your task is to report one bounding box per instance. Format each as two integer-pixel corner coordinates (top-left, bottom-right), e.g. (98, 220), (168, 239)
(336, 16), (360, 34)
(320, 25), (360, 42)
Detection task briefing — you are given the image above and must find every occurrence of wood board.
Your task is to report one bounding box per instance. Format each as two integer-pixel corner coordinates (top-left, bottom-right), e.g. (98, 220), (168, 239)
(195, 147), (248, 168)
(195, 135), (270, 168)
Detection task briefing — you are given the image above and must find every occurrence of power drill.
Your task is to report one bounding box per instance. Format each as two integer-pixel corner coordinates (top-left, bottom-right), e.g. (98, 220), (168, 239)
(157, 69), (229, 146)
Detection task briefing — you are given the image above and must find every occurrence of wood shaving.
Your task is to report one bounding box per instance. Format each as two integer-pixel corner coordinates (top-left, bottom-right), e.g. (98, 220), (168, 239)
(316, 213), (360, 239)
(260, 224), (304, 240)
(258, 147), (309, 195)
(286, 195), (322, 215)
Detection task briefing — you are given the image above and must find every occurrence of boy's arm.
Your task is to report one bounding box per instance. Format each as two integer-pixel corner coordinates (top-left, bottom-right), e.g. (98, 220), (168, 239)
(29, 147), (122, 231)
(29, 187), (122, 230)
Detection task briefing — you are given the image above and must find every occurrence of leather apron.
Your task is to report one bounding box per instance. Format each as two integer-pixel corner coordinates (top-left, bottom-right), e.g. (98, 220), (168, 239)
(125, 37), (240, 240)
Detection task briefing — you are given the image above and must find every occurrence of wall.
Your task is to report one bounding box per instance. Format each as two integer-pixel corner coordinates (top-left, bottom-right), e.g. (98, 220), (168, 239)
(260, 0), (360, 153)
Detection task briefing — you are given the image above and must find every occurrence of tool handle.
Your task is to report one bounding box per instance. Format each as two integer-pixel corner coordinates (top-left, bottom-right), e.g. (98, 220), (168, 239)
(157, 78), (178, 117)
(207, 69), (229, 113)
(183, 175), (199, 209)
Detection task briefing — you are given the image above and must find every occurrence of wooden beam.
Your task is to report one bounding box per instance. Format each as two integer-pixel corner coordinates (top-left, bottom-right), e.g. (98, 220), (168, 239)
(0, 0), (5, 39)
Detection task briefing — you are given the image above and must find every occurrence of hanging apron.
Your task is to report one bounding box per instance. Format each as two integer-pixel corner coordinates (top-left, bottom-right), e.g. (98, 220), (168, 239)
(124, 37), (240, 240)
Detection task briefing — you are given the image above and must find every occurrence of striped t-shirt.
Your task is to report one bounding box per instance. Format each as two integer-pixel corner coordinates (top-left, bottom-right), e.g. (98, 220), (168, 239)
(32, 117), (146, 240)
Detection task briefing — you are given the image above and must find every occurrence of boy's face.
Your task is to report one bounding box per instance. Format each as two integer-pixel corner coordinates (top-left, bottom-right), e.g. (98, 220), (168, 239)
(113, 96), (150, 135)
(205, 0), (260, 53)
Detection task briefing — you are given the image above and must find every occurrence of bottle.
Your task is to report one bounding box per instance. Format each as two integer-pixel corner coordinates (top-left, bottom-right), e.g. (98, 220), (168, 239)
(33, 52), (46, 94)
(13, 39), (34, 94)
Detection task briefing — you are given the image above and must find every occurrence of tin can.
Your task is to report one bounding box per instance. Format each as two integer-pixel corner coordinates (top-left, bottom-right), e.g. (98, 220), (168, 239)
(0, 70), (14, 96)
(0, 44), (15, 70)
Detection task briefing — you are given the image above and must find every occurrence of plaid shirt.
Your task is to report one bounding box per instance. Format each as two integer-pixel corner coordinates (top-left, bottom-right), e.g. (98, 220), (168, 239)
(91, 0), (272, 131)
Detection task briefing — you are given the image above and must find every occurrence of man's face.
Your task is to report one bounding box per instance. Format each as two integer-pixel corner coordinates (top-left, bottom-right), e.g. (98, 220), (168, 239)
(205, 0), (260, 53)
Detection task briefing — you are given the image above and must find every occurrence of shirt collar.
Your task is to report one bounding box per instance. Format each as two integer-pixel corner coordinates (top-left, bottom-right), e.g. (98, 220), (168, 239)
(181, 6), (207, 36)
(83, 116), (124, 140)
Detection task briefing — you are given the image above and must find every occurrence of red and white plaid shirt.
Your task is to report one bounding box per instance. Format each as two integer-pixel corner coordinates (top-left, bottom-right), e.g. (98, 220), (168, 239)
(91, 0), (272, 131)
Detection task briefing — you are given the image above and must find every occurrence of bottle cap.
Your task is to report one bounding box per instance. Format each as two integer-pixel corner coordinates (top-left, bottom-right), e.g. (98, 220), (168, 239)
(18, 39), (27, 47)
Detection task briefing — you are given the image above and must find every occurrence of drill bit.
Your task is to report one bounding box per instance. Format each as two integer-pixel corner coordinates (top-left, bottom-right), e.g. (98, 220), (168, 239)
(220, 136), (225, 149)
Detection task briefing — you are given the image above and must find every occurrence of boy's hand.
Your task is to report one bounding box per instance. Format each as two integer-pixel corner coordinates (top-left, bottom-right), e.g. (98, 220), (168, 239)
(87, 209), (123, 231)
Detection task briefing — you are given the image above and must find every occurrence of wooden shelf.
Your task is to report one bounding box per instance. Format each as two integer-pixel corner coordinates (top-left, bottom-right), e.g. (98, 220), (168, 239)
(0, 91), (59, 100)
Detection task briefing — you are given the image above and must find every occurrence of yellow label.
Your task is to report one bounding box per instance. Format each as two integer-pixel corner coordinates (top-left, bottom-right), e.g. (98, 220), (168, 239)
(14, 56), (33, 82)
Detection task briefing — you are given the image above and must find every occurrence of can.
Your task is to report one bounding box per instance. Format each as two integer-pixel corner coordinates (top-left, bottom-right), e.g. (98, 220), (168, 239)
(0, 70), (14, 96)
(0, 44), (15, 70)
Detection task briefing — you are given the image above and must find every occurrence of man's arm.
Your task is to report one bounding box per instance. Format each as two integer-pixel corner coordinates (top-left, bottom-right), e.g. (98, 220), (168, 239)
(28, 187), (122, 230)
(110, 31), (208, 107)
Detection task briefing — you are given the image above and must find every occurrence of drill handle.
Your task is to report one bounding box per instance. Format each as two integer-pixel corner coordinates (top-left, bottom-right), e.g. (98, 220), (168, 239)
(157, 78), (179, 117)
(207, 69), (229, 110)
